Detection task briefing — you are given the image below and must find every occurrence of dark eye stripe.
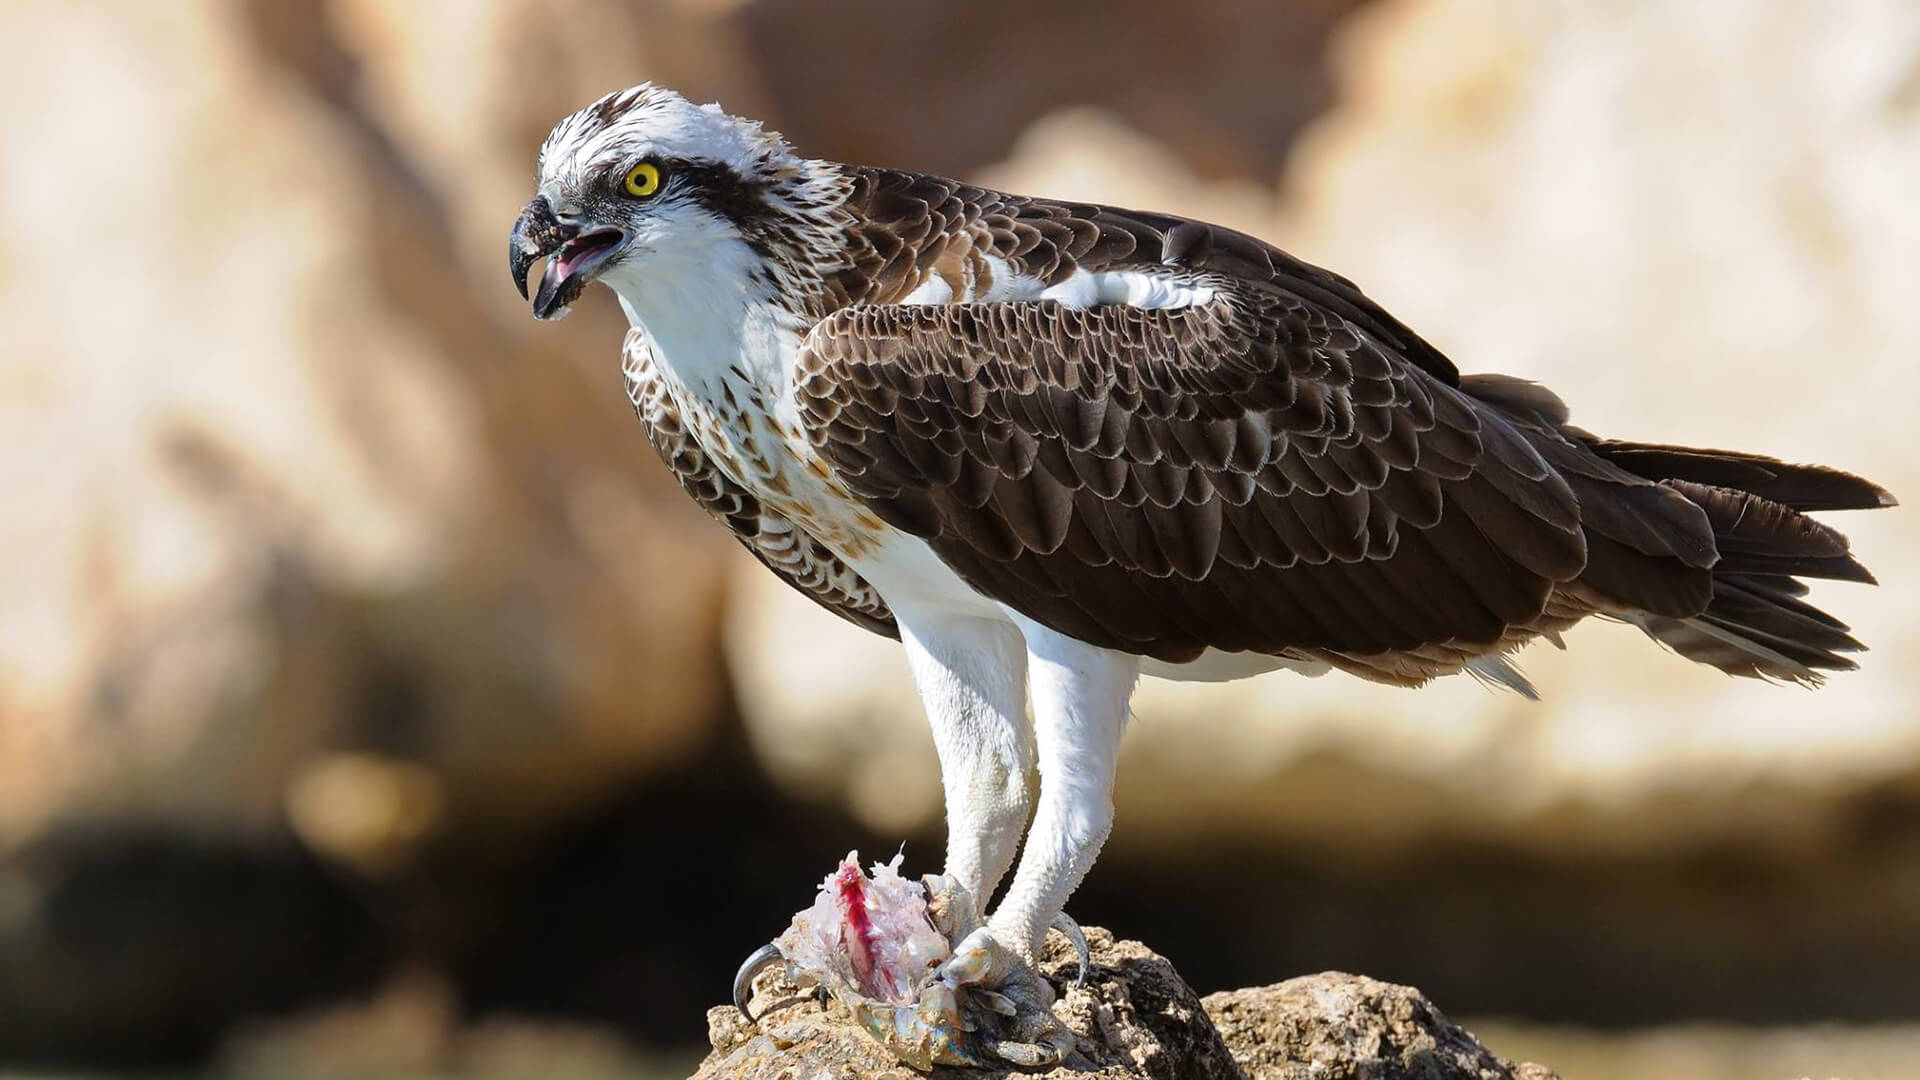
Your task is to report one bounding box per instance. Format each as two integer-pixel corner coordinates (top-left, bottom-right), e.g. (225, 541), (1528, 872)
(603, 157), (786, 260)
(673, 161), (774, 229)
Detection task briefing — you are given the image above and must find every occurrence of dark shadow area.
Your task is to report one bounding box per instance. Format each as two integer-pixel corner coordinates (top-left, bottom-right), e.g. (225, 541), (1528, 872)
(445, 748), (916, 1042)
(0, 826), (387, 1068)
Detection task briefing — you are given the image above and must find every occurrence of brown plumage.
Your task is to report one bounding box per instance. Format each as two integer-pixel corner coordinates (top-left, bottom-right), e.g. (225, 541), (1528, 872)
(775, 168), (1891, 687)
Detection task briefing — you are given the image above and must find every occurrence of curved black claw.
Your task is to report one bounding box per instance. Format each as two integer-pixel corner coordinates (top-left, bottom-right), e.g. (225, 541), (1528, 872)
(733, 942), (785, 1021)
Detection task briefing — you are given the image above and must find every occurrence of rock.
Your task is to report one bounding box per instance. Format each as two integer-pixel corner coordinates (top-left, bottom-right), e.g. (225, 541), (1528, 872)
(0, 0), (1375, 1061)
(702, 927), (1555, 1080)
(0, 0), (1364, 876)
(1206, 974), (1558, 1080)
(734, 0), (1363, 182)
(711, 927), (1242, 1080)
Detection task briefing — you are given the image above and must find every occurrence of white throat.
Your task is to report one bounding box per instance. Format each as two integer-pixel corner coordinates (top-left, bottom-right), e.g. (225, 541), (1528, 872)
(603, 236), (796, 395)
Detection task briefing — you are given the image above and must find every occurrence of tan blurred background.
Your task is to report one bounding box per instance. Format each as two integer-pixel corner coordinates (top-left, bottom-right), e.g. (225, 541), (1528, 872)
(2, 1), (1917, 1077)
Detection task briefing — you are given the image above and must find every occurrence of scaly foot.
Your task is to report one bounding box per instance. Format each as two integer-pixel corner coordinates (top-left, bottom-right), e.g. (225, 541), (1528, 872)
(915, 920), (1075, 1068)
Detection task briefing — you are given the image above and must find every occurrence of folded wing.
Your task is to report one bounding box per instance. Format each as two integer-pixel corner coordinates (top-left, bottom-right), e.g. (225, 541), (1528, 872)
(793, 278), (1626, 666)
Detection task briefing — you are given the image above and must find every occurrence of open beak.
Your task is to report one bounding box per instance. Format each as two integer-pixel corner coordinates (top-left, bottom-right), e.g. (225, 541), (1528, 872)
(509, 195), (627, 320)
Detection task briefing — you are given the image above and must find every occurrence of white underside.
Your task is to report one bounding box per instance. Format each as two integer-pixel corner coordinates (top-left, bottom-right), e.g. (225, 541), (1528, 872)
(846, 528), (1328, 683)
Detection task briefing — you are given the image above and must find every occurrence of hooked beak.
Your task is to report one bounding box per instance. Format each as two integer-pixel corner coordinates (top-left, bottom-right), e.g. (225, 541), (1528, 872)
(510, 196), (628, 320)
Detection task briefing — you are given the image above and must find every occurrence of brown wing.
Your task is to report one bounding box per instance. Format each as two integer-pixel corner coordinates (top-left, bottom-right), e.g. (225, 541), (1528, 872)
(801, 170), (1882, 682)
(623, 332), (896, 638)
(794, 277), (1608, 666)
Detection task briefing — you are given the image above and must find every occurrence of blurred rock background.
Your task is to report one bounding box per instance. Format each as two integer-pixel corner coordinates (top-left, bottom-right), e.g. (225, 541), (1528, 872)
(0, 0), (1914, 1077)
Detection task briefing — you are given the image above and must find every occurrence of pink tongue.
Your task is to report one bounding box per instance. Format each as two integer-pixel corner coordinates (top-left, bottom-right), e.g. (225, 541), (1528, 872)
(557, 240), (602, 275)
(542, 235), (615, 293)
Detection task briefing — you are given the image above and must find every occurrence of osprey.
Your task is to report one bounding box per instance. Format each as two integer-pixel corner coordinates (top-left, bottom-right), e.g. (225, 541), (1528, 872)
(512, 85), (1890, 1066)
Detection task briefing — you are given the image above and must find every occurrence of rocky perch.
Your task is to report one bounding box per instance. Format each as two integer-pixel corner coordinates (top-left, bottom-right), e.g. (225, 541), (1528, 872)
(706, 927), (1560, 1079)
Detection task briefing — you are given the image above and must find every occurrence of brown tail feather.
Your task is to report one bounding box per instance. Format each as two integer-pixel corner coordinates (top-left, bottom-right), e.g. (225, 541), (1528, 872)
(1587, 439), (1896, 512)
(1611, 468), (1885, 684)
(1662, 479), (1878, 585)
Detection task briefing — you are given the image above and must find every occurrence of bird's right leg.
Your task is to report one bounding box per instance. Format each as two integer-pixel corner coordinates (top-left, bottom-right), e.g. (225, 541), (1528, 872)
(897, 612), (1033, 914)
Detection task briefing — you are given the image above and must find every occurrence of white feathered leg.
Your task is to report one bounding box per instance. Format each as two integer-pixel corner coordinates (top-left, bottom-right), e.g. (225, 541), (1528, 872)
(986, 615), (1138, 959)
(893, 611), (1087, 1067)
(897, 612), (1033, 909)
(899, 615), (1135, 1065)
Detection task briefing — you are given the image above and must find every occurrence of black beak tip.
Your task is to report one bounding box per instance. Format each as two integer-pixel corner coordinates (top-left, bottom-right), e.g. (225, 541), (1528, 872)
(510, 196), (558, 305)
(510, 230), (542, 302)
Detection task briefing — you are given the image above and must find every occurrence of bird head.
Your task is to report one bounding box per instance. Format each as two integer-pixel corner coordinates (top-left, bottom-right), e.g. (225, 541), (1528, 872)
(510, 84), (840, 322)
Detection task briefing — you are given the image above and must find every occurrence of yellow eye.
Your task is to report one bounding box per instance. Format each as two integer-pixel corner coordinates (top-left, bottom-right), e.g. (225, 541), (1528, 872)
(624, 161), (662, 198)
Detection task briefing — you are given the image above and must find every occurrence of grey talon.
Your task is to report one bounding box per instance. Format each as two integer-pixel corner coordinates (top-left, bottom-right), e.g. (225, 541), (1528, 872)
(733, 942), (785, 1021)
(1049, 912), (1091, 987)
